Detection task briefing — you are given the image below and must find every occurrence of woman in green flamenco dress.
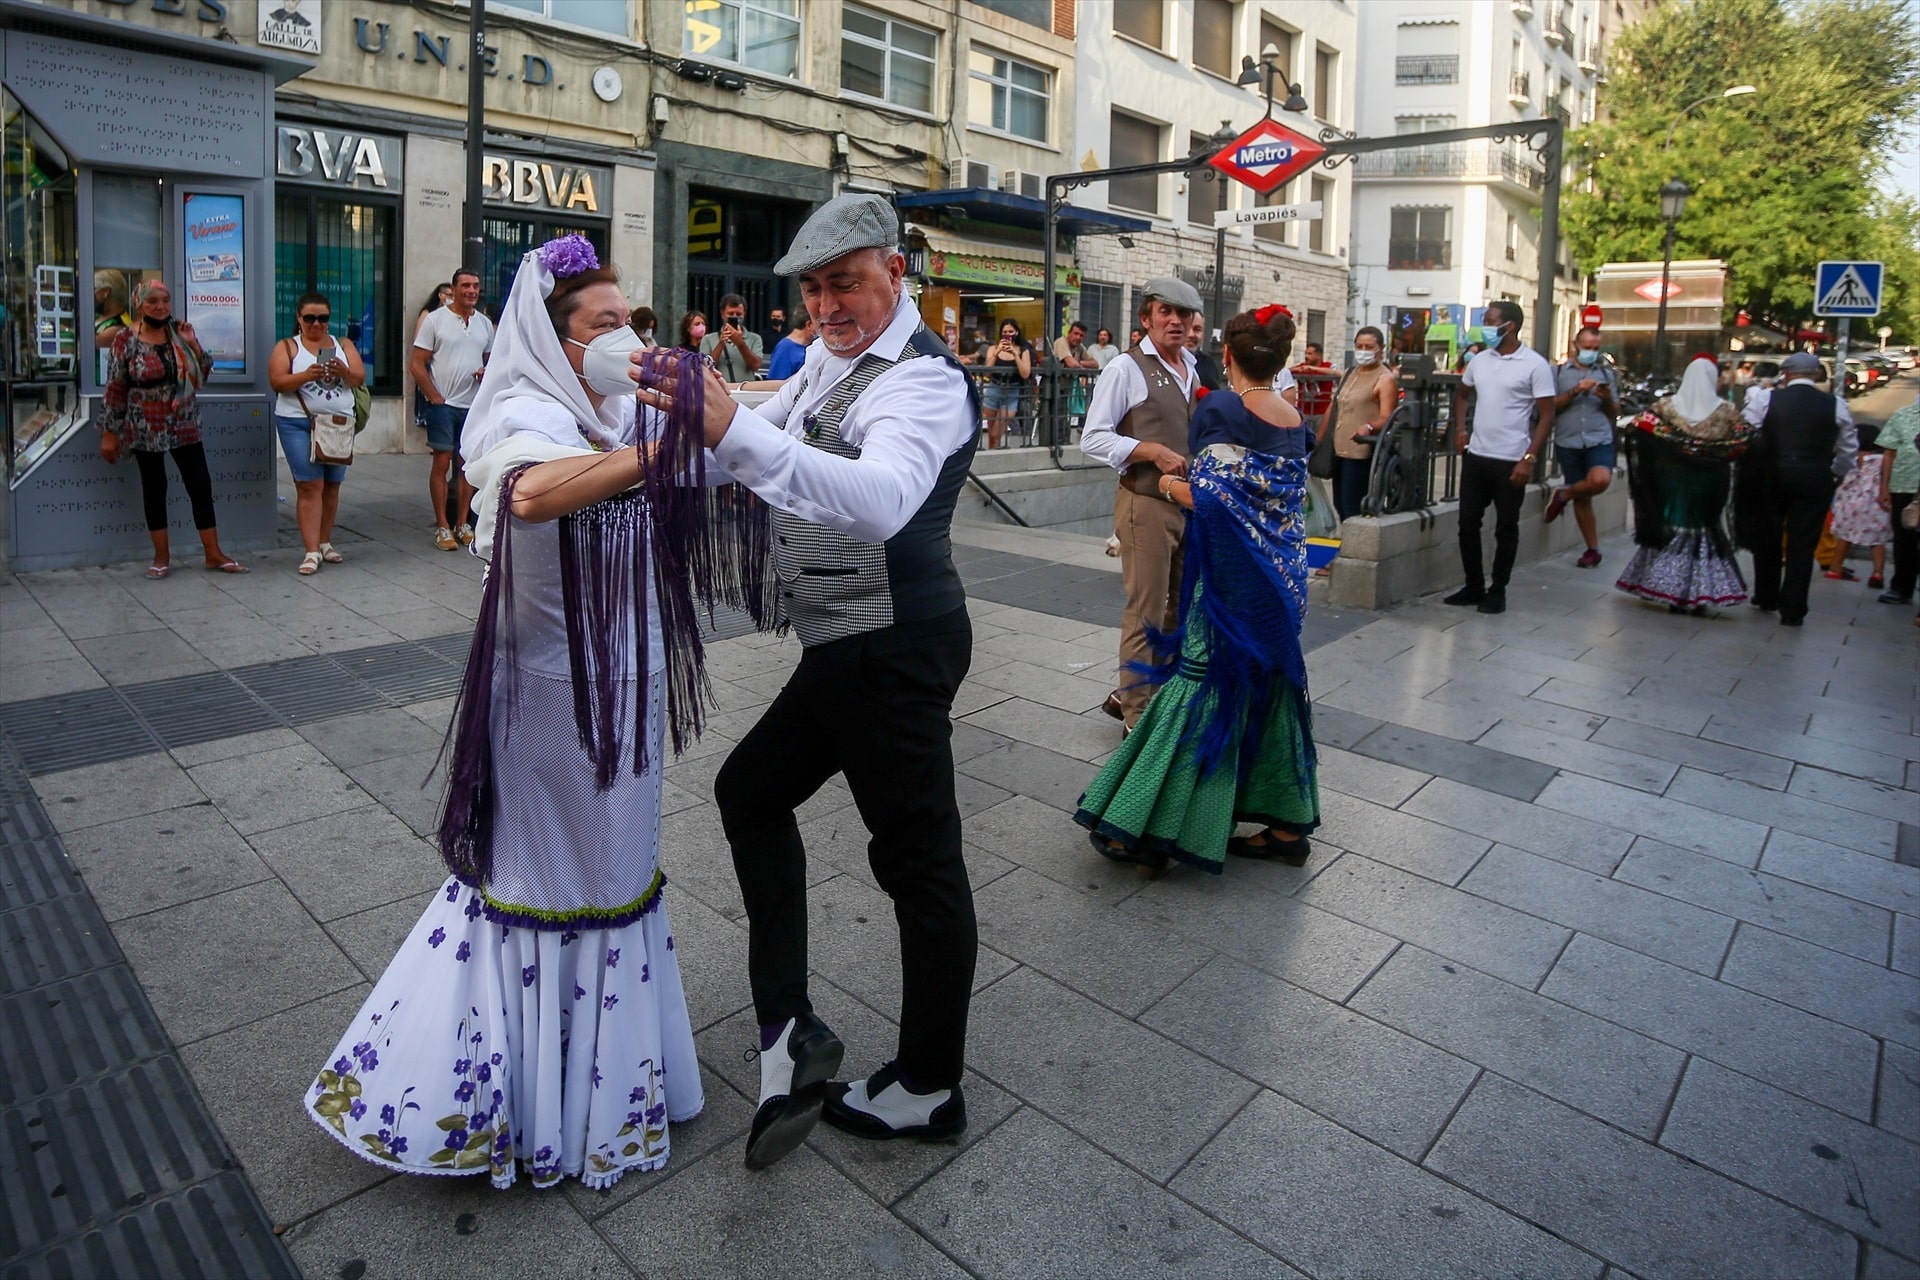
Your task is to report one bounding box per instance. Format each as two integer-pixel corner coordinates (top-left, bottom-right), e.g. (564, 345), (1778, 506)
(1076, 304), (1320, 874)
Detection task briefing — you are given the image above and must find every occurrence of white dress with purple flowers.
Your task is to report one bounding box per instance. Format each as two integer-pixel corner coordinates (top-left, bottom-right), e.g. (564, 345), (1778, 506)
(306, 431), (704, 1192)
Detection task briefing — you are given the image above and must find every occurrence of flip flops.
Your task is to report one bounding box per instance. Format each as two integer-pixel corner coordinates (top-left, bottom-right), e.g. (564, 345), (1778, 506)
(145, 564), (169, 579)
(206, 559), (248, 574)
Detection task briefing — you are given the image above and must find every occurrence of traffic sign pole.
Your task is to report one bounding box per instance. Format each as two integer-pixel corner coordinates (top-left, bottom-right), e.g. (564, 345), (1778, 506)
(1835, 317), (1849, 404)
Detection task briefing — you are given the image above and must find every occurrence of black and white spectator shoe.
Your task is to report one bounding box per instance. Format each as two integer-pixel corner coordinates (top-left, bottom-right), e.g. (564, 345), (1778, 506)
(744, 1012), (844, 1170)
(822, 1063), (967, 1142)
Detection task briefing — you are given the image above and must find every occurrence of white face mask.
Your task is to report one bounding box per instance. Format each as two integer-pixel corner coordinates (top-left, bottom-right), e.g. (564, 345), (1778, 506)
(1354, 349), (1379, 366)
(567, 326), (645, 396)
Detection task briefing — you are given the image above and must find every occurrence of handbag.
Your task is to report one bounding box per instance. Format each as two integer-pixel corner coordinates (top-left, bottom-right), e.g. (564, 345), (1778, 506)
(351, 384), (373, 434)
(1308, 391), (1339, 480)
(309, 411), (355, 466)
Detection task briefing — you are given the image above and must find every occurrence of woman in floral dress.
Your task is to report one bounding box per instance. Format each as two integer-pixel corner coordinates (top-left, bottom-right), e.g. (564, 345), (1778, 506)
(1616, 356), (1752, 612)
(305, 238), (771, 1190)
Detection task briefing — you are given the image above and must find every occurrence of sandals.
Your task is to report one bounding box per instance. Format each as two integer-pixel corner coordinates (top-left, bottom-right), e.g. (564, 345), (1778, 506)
(319, 542), (344, 564)
(1226, 829), (1312, 867)
(1869, 573), (1884, 589)
(298, 551), (323, 576)
(205, 559), (248, 574)
(145, 564), (170, 579)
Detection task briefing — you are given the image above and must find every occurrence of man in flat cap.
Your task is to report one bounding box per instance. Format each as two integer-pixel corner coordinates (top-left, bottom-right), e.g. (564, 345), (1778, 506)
(638, 193), (979, 1169)
(1736, 350), (1857, 626)
(1079, 277), (1204, 739)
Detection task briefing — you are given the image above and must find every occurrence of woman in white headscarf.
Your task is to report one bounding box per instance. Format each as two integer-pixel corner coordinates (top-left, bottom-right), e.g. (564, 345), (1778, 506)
(305, 237), (772, 1191)
(1615, 354), (1753, 612)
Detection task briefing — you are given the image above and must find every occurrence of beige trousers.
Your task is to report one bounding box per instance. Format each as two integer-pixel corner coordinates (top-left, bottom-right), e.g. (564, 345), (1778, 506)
(1114, 484), (1187, 727)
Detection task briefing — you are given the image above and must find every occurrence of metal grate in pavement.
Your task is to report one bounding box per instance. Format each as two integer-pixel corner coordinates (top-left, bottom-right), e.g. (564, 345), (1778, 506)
(417, 631), (472, 665)
(118, 672), (282, 751)
(0, 837), (81, 914)
(0, 690), (156, 778)
(228, 653), (387, 725)
(333, 639), (465, 704)
(0, 967), (168, 1107)
(0, 892), (122, 997)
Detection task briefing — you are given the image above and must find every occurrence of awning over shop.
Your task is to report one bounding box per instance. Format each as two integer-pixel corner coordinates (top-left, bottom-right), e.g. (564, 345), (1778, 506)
(895, 187), (1150, 238)
(905, 224), (1080, 294)
(908, 224), (1045, 265)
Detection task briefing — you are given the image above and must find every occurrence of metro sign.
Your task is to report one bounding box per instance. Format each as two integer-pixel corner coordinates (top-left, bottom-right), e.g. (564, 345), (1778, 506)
(1634, 279), (1682, 302)
(1208, 118), (1327, 195)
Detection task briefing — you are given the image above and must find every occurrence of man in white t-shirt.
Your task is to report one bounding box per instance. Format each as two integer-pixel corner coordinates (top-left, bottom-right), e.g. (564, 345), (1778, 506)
(1447, 300), (1556, 614)
(410, 268), (494, 549)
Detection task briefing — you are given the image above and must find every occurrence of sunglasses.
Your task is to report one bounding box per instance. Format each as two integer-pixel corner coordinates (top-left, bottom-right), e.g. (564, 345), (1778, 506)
(300, 313), (331, 323)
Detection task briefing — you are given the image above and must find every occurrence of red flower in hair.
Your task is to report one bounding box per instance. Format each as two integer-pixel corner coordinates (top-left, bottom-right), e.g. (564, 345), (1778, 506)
(1253, 304), (1292, 325)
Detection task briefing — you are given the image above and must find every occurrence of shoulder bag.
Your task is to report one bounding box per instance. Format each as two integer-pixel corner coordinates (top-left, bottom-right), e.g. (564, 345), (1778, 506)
(288, 337), (355, 466)
(1307, 376), (1340, 480)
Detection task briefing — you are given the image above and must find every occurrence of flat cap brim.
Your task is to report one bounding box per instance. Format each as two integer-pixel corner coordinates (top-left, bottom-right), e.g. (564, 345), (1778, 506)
(1780, 353), (1823, 375)
(1141, 275), (1205, 313)
(774, 193), (899, 276)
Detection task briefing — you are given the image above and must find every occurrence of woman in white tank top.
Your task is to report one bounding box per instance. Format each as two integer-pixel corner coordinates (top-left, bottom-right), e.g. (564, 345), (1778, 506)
(267, 291), (366, 574)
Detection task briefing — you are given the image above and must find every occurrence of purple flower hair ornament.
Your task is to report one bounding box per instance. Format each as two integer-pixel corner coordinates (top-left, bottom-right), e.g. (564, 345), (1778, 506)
(537, 235), (600, 279)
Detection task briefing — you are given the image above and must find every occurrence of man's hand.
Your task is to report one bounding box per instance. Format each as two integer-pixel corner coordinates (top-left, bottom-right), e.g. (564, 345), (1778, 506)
(1576, 378), (1597, 395)
(1455, 432), (1469, 456)
(1510, 458), (1534, 487)
(637, 349), (737, 448)
(1133, 441), (1186, 476)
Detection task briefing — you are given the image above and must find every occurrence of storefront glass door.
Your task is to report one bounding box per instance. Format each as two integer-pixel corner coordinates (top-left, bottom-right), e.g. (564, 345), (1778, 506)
(275, 192), (402, 394)
(686, 187), (809, 334)
(0, 86), (80, 484)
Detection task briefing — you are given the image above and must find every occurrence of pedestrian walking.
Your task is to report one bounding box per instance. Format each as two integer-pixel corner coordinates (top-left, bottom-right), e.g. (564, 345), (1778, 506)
(635, 194), (981, 1168)
(1080, 277), (1205, 728)
(1734, 351), (1858, 626)
(1076, 303), (1319, 874)
(699, 292), (764, 381)
(410, 268), (493, 550)
(1826, 423), (1890, 588)
(304, 235), (760, 1192)
(96, 279), (246, 578)
(1614, 356), (1750, 612)
(1874, 389), (1920, 618)
(1542, 326), (1619, 568)
(1446, 300), (1555, 615)
(268, 292), (364, 575)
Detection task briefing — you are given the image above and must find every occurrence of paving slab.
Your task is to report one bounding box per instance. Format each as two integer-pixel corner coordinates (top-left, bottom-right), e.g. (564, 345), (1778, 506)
(31, 752), (206, 832)
(1140, 955), (1476, 1159)
(1424, 1073), (1855, 1280)
(1540, 935), (1879, 1120)
(247, 806), (447, 923)
(323, 894), (423, 983)
(1588, 718), (1795, 790)
(1788, 763), (1920, 826)
(189, 743), (377, 837)
(1346, 723), (1559, 802)
(955, 736), (1099, 814)
(1400, 777), (1632, 877)
(1614, 839), (1893, 963)
(1475, 720), (1679, 793)
(1171, 1088), (1603, 1280)
(1349, 945), (1685, 1137)
(297, 706), (452, 769)
(801, 871), (1018, 1018)
(959, 695), (1118, 763)
(1719, 925), (1920, 1049)
(1661, 1058), (1920, 1258)
(1881, 1042), (1920, 1146)
(1666, 767), (1901, 859)
(558, 1071), (756, 1220)
(1759, 830), (1920, 917)
(1294, 852), (1570, 987)
(1313, 744), (1431, 807)
(1535, 773), (1768, 866)
(1312, 789), (1493, 885)
(1701, 717), (1910, 787)
(965, 794), (1151, 903)
(898, 1108), (1301, 1280)
(60, 801), (273, 923)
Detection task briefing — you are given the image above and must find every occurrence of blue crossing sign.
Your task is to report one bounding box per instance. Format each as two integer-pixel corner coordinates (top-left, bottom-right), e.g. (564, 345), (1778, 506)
(1813, 261), (1883, 317)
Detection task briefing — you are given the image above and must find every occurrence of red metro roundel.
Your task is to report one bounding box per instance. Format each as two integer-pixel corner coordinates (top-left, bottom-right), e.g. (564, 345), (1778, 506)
(1208, 119), (1328, 195)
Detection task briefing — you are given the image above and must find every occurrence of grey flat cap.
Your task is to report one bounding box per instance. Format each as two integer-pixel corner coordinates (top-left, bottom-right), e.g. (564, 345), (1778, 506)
(774, 194), (899, 276)
(1141, 275), (1204, 314)
(1780, 351), (1823, 376)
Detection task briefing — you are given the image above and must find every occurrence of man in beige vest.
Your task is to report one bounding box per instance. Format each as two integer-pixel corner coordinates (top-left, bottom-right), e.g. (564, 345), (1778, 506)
(1079, 278), (1204, 728)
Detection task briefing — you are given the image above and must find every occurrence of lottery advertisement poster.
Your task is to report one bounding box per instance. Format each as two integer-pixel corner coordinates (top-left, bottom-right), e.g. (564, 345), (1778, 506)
(182, 193), (246, 373)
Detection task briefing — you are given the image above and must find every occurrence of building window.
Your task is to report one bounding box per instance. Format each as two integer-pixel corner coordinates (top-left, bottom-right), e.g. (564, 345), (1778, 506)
(969, 0), (1049, 28)
(1254, 178), (1295, 244)
(1113, 0), (1163, 47)
(1259, 18), (1295, 90)
(1108, 111), (1162, 213)
(1505, 214), (1519, 262)
(1188, 133), (1229, 226)
(1388, 207), (1450, 270)
(842, 6), (936, 112)
(968, 48), (1050, 141)
(1306, 308), (1326, 351)
(1308, 176), (1331, 253)
(490, 0), (631, 36)
(274, 191), (404, 396)
(683, 0), (801, 78)
(1313, 45), (1337, 122)
(1191, 0), (1233, 76)
(1394, 19), (1458, 83)
(1079, 280), (1124, 345)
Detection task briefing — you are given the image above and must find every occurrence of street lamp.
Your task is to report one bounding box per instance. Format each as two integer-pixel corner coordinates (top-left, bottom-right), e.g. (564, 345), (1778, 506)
(1235, 43), (1309, 118)
(1663, 84), (1757, 151)
(1652, 177), (1690, 379)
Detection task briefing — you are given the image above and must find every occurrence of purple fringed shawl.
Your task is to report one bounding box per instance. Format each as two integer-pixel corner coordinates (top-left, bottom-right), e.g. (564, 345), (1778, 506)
(435, 350), (777, 889)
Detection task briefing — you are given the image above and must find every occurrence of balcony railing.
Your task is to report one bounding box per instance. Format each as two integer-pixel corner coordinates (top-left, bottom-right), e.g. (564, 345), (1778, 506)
(1395, 54), (1460, 85)
(1507, 71), (1530, 106)
(1354, 142), (1545, 192)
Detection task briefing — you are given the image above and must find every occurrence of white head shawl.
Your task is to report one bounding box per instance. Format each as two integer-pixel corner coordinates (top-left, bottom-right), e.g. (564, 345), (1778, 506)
(1670, 356), (1724, 428)
(460, 248), (629, 460)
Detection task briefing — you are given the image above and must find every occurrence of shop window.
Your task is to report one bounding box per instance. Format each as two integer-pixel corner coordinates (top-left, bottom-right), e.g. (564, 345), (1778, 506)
(1113, 0), (1163, 47)
(968, 48), (1050, 142)
(91, 173), (163, 387)
(275, 192), (404, 396)
(1108, 112), (1161, 213)
(1192, 0), (1233, 77)
(842, 6), (937, 113)
(683, 0), (802, 78)
(490, 0), (631, 37)
(685, 187), (810, 335)
(969, 0), (1049, 28)
(1, 87), (80, 480)
(1389, 207), (1450, 270)
(1188, 133), (1228, 227)
(1308, 176), (1331, 253)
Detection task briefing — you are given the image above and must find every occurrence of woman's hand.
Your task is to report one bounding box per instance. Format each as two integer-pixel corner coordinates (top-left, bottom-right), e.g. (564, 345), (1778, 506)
(99, 430), (121, 465)
(636, 348), (736, 448)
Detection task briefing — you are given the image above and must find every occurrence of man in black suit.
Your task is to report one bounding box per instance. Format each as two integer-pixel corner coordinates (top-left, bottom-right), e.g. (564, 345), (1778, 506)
(1739, 351), (1858, 626)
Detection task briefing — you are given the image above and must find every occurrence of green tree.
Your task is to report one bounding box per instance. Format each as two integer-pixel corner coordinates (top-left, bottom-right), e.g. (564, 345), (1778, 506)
(1564, 0), (1920, 341)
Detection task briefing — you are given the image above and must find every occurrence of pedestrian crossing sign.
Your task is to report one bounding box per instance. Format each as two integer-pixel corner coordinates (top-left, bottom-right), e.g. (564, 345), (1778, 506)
(1813, 261), (1883, 317)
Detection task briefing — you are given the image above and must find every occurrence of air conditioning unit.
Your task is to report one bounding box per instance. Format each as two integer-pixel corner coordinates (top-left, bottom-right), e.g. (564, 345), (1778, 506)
(948, 157), (997, 190)
(1000, 168), (1043, 199)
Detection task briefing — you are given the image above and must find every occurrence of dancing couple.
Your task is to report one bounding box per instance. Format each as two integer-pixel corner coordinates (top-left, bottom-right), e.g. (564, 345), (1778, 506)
(304, 196), (982, 1188)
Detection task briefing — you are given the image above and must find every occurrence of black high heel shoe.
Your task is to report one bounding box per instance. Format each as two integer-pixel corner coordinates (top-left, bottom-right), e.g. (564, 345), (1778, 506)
(1226, 829), (1311, 867)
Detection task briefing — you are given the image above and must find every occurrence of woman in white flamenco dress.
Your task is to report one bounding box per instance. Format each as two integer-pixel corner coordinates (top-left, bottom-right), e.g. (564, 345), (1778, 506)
(304, 237), (771, 1190)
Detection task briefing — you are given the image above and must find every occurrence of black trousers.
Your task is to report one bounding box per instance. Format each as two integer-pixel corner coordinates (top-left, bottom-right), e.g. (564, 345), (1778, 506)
(1889, 492), (1917, 600)
(1749, 469), (1838, 622)
(1458, 452), (1526, 591)
(133, 442), (218, 533)
(714, 607), (975, 1090)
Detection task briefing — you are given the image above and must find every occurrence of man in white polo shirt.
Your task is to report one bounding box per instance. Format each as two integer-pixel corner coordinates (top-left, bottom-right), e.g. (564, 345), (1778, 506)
(1447, 299), (1556, 614)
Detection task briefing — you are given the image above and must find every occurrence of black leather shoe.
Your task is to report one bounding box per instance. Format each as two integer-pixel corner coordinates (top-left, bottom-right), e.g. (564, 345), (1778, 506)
(1879, 592), (1914, 605)
(1443, 585), (1485, 606)
(1101, 692), (1125, 721)
(1779, 616), (1805, 627)
(823, 1064), (967, 1143)
(1476, 590), (1507, 615)
(745, 1012), (844, 1170)
(1227, 831), (1311, 866)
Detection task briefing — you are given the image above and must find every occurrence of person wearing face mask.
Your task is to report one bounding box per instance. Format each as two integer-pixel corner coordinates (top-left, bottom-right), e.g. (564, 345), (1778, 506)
(628, 305), (659, 348)
(677, 310), (708, 353)
(764, 308), (814, 380)
(1447, 301), (1556, 614)
(699, 292), (765, 381)
(1543, 327), (1619, 568)
(305, 236), (771, 1194)
(1329, 326), (1396, 522)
